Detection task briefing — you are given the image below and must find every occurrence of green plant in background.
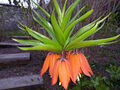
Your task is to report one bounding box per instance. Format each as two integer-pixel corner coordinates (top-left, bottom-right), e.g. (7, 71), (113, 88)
(89, 76), (109, 90)
(4, 30), (26, 36)
(106, 64), (120, 89)
(13, 0), (120, 89)
(74, 61), (120, 90)
(75, 75), (109, 90)
(75, 74), (90, 90)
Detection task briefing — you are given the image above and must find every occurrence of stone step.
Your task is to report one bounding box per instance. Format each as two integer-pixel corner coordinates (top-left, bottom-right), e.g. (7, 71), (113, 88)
(0, 42), (29, 47)
(10, 36), (30, 39)
(0, 52), (30, 64)
(0, 75), (43, 90)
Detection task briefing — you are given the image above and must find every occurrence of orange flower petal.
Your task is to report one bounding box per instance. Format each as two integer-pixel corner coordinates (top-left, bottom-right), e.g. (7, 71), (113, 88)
(79, 53), (94, 75)
(49, 54), (61, 77)
(64, 59), (71, 84)
(70, 53), (81, 83)
(59, 60), (70, 90)
(40, 53), (51, 76)
(49, 54), (56, 77)
(79, 67), (83, 74)
(52, 60), (61, 85)
(78, 53), (91, 77)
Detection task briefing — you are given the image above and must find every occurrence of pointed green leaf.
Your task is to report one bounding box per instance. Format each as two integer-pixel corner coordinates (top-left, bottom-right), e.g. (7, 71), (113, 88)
(51, 10), (65, 46)
(66, 34), (120, 50)
(98, 40), (120, 45)
(53, 0), (62, 24)
(17, 21), (25, 27)
(18, 44), (62, 53)
(67, 26), (75, 39)
(18, 25), (26, 31)
(97, 13), (111, 25)
(33, 16), (56, 41)
(17, 21), (26, 31)
(67, 23), (102, 47)
(31, 0), (50, 18)
(25, 26), (49, 40)
(13, 39), (42, 46)
(25, 26), (60, 47)
(67, 6), (85, 26)
(61, 0), (80, 31)
(73, 21), (105, 42)
(62, 0), (68, 18)
(64, 26), (75, 48)
(68, 14), (110, 47)
(71, 17), (101, 40)
(33, 10), (53, 32)
(64, 9), (93, 39)
(27, 26), (62, 49)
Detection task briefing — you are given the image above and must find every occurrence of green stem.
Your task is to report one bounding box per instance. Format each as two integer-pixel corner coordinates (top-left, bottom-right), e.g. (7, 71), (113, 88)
(79, 75), (82, 90)
(80, 78), (82, 90)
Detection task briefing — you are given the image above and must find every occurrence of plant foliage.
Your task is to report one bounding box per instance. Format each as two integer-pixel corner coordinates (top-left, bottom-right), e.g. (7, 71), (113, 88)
(13, 0), (120, 53)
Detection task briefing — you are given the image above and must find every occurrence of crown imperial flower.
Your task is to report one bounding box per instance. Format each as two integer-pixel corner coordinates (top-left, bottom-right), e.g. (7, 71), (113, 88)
(13, 0), (120, 89)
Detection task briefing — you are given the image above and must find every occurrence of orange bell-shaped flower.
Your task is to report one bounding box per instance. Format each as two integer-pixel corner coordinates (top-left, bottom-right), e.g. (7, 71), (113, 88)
(52, 58), (72, 90)
(40, 51), (94, 90)
(78, 52), (94, 76)
(40, 53), (52, 76)
(40, 53), (61, 77)
(68, 53), (81, 83)
(49, 54), (61, 77)
(66, 51), (94, 83)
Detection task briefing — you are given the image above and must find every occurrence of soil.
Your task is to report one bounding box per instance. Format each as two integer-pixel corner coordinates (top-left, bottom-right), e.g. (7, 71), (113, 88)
(0, 37), (120, 90)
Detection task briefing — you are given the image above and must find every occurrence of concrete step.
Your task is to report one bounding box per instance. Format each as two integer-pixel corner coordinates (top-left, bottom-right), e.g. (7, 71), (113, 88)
(0, 42), (29, 47)
(0, 52), (30, 64)
(10, 36), (30, 39)
(0, 74), (43, 90)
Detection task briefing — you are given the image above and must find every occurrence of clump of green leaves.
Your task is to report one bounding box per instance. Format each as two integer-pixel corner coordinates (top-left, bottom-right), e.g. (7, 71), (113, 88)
(106, 64), (120, 89)
(74, 62), (120, 90)
(12, 0), (119, 53)
(74, 75), (109, 90)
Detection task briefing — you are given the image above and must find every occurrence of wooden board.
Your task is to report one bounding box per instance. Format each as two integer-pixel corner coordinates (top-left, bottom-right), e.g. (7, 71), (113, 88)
(0, 75), (43, 90)
(0, 53), (30, 63)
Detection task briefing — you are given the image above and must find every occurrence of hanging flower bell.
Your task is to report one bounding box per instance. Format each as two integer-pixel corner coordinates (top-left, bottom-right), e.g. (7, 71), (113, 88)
(40, 51), (94, 89)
